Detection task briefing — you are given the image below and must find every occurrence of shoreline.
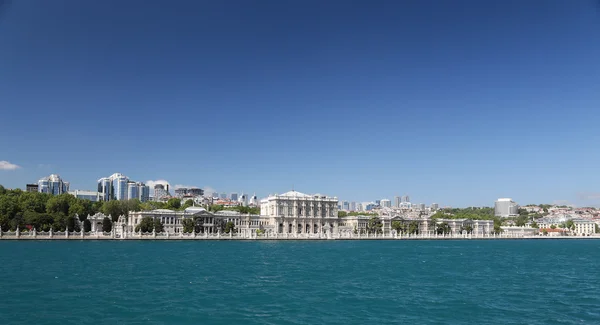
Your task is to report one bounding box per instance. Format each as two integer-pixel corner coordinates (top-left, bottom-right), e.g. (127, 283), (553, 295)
(1, 235), (599, 241)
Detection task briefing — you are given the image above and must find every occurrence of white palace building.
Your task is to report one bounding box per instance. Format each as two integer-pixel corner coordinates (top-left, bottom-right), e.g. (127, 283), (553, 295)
(84, 190), (496, 238)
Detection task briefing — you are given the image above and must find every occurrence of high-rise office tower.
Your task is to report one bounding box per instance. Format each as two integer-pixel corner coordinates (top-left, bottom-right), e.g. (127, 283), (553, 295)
(394, 196), (401, 208)
(38, 174), (69, 195)
(380, 199), (391, 208)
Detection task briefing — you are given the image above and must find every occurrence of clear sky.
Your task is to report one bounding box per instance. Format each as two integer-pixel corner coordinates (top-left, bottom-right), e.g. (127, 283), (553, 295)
(1, 0), (600, 207)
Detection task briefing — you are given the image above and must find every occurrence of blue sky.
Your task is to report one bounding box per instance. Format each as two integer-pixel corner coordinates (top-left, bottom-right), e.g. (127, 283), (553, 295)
(1, 0), (600, 207)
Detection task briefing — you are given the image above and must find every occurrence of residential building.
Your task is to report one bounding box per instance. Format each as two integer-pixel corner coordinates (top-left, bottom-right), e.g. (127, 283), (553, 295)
(494, 198), (519, 217)
(38, 174), (69, 195)
(573, 219), (595, 236)
(154, 184), (168, 201)
(26, 184), (39, 193)
(174, 187), (204, 198)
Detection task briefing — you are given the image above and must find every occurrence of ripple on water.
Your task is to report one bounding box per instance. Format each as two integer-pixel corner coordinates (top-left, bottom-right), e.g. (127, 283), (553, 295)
(0, 240), (599, 325)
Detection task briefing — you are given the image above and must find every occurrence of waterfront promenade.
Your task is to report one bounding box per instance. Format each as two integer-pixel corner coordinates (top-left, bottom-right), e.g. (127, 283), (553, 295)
(1, 229), (598, 240)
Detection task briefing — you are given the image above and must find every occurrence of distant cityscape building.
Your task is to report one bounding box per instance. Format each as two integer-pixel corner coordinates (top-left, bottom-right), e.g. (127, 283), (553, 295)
(494, 198), (519, 217)
(249, 193), (258, 206)
(341, 201), (349, 210)
(220, 193), (227, 199)
(394, 196), (401, 208)
(174, 187), (204, 198)
(419, 203), (426, 210)
(239, 193), (248, 207)
(97, 173), (149, 202)
(402, 195), (410, 203)
(380, 199), (391, 208)
(431, 203), (439, 211)
(230, 193), (238, 201)
(69, 190), (102, 202)
(26, 184), (39, 193)
(375, 200), (381, 206)
(154, 184), (168, 201)
(38, 174), (69, 195)
(350, 201), (356, 211)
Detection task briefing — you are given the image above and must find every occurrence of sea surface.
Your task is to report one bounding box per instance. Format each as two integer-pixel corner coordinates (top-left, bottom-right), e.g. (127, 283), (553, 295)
(1, 240), (599, 325)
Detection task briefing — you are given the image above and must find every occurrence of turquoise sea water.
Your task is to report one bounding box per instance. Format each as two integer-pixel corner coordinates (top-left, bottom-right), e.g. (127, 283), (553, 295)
(1, 240), (599, 324)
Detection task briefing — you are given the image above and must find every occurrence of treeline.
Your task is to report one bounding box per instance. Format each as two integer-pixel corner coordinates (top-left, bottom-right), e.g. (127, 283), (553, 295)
(208, 205), (260, 215)
(430, 207), (504, 233)
(0, 185), (144, 232)
(338, 211), (378, 217)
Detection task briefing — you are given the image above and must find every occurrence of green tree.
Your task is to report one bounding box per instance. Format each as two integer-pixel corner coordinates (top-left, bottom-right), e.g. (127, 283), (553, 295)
(463, 225), (473, 234)
(135, 217), (154, 233)
(46, 194), (74, 215)
(338, 211), (348, 218)
(224, 221), (236, 234)
(66, 215), (81, 232)
(550, 224), (557, 229)
(493, 224), (503, 235)
(153, 219), (164, 233)
(595, 224), (600, 234)
(408, 221), (419, 234)
(564, 219), (575, 231)
(102, 200), (128, 221)
(367, 217), (382, 233)
(52, 213), (68, 231)
(391, 220), (405, 233)
(182, 199), (194, 209)
(102, 217), (112, 232)
(182, 218), (195, 233)
(166, 198), (181, 210)
(436, 222), (452, 235)
(530, 221), (539, 229)
(209, 204), (224, 213)
(83, 219), (91, 232)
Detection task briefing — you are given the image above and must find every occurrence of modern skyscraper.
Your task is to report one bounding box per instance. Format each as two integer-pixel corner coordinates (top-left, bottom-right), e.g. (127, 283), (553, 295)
(402, 195), (410, 203)
(112, 173), (128, 201)
(230, 193), (238, 201)
(419, 203), (426, 210)
(220, 193), (227, 199)
(138, 183), (150, 202)
(342, 201), (350, 210)
(431, 203), (439, 211)
(380, 199), (391, 208)
(97, 177), (112, 201)
(494, 198), (519, 217)
(350, 201), (356, 211)
(394, 196), (401, 208)
(98, 173), (148, 201)
(38, 174), (69, 195)
(127, 181), (139, 201)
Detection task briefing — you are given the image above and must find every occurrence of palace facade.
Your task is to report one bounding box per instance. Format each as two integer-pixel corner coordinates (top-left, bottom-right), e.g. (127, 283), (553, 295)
(84, 191), (494, 238)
